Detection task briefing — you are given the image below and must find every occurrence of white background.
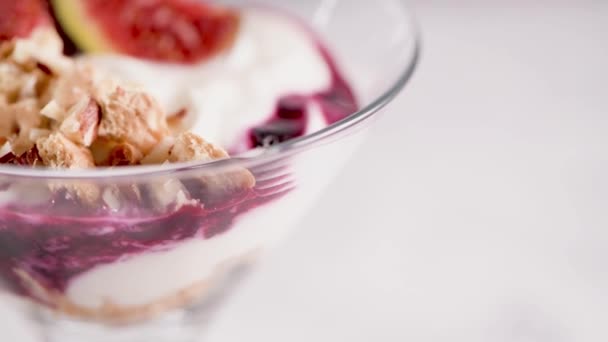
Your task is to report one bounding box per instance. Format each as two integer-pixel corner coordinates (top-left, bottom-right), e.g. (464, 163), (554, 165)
(206, 1), (608, 341)
(3, 1), (607, 341)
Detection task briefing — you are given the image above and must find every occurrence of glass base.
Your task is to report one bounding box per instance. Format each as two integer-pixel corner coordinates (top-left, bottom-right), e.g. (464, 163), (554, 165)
(30, 263), (253, 342)
(41, 311), (202, 342)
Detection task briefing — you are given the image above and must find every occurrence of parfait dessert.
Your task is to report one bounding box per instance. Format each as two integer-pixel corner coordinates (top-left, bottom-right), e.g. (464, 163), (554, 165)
(0, 0), (358, 322)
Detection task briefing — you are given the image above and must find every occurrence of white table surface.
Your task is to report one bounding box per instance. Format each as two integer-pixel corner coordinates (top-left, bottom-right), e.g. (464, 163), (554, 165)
(4, 1), (607, 341)
(205, 2), (608, 342)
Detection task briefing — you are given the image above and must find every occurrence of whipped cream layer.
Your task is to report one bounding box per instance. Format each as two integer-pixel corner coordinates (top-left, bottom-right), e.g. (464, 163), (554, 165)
(85, 8), (332, 150)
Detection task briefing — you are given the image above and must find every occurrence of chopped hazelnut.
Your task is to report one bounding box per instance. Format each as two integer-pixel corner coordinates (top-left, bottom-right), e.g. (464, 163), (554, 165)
(107, 143), (143, 166)
(40, 100), (64, 121)
(59, 96), (101, 147)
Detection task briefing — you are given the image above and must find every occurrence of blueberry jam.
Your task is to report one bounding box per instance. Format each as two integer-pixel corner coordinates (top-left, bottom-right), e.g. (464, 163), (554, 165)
(247, 48), (358, 148)
(0, 173), (292, 295)
(0, 29), (358, 302)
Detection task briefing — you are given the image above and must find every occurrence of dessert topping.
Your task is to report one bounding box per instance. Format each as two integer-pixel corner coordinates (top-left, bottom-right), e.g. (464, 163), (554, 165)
(0, 27), (255, 206)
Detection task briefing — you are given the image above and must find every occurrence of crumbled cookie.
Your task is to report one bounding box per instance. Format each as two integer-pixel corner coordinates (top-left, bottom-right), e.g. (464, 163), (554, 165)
(36, 132), (94, 169)
(169, 132), (256, 194)
(97, 86), (168, 153)
(0, 27), (255, 208)
(169, 131), (229, 162)
(36, 132), (99, 203)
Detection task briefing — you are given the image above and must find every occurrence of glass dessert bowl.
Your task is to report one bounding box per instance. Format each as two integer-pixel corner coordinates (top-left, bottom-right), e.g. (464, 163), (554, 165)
(0, 0), (418, 341)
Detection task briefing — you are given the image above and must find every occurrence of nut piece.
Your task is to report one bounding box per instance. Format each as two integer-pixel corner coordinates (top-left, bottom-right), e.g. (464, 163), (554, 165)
(19, 73), (39, 98)
(10, 135), (36, 157)
(107, 142), (143, 166)
(2, 98), (44, 156)
(0, 103), (16, 138)
(169, 132), (228, 163)
(169, 132), (256, 196)
(42, 68), (94, 110)
(11, 28), (71, 74)
(102, 186), (122, 211)
(89, 137), (115, 166)
(0, 63), (24, 101)
(13, 98), (42, 134)
(146, 178), (194, 210)
(36, 132), (95, 169)
(13, 146), (43, 166)
(0, 141), (12, 159)
(37, 132), (99, 203)
(141, 137), (174, 165)
(40, 100), (65, 121)
(0, 144), (43, 166)
(98, 86), (168, 153)
(89, 139), (143, 166)
(28, 128), (51, 141)
(59, 96), (100, 147)
(0, 41), (14, 58)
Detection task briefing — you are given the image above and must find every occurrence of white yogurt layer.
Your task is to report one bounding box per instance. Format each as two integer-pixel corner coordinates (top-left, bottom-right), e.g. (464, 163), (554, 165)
(67, 208), (277, 309)
(84, 8), (332, 149)
(66, 184), (310, 309)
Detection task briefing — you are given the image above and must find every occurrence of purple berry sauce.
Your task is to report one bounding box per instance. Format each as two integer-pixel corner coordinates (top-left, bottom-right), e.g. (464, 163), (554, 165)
(246, 48), (358, 149)
(0, 36), (357, 300)
(0, 179), (290, 295)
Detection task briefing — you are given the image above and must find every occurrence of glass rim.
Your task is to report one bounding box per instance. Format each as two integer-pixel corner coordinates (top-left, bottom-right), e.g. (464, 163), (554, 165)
(0, 10), (421, 181)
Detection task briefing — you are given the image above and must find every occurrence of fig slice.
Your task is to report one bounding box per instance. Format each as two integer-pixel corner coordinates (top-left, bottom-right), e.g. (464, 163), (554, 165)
(0, 0), (52, 41)
(50, 0), (241, 64)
